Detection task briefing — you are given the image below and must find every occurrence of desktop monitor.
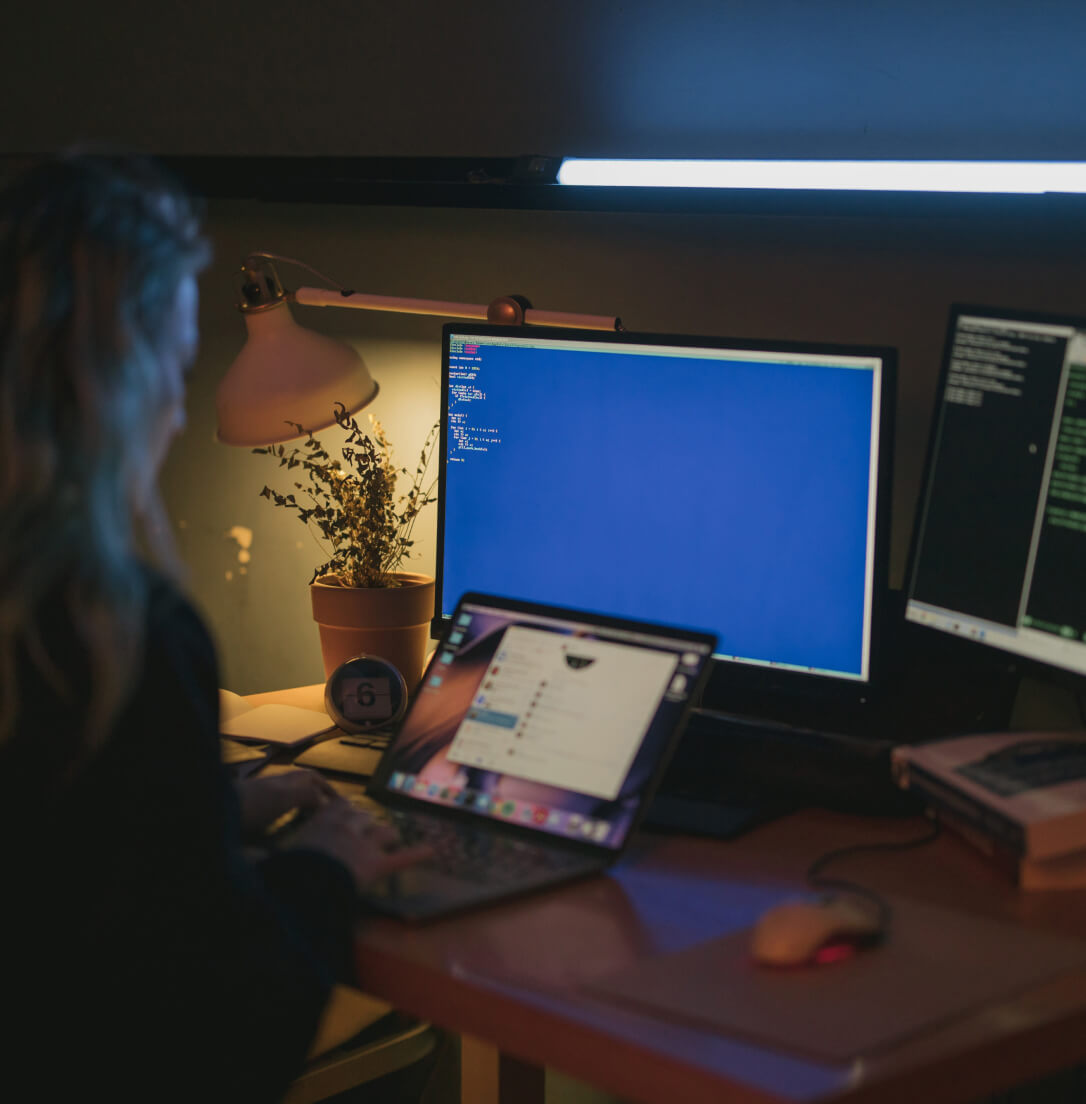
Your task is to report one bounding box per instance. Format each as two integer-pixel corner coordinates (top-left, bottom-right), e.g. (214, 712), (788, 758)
(906, 304), (1086, 684)
(436, 324), (896, 716)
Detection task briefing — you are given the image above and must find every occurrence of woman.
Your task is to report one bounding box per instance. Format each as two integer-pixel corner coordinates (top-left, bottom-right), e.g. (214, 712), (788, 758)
(0, 152), (424, 1101)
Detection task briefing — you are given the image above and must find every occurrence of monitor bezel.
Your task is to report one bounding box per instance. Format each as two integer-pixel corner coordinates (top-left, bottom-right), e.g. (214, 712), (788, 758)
(904, 302), (1086, 693)
(434, 322), (898, 712)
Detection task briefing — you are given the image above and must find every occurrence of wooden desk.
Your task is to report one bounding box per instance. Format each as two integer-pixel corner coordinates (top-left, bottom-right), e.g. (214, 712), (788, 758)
(245, 687), (1086, 1103)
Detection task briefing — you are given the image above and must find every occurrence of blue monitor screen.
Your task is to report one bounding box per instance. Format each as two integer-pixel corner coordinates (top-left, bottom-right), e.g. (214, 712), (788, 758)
(437, 326), (893, 684)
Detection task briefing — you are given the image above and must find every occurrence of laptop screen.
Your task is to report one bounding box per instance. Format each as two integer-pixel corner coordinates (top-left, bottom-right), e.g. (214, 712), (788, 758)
(369, 595), (715, 850)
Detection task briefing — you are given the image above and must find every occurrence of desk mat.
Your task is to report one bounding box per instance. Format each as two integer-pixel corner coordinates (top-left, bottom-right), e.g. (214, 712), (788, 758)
(582, 896), (1086, 1063)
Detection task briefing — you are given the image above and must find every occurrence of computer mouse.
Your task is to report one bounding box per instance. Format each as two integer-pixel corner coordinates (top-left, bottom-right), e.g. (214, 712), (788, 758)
(750, 894), (884, 968)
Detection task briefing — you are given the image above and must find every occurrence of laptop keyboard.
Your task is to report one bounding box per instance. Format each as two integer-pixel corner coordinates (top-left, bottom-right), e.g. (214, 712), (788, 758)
(355, 797), (590, 885)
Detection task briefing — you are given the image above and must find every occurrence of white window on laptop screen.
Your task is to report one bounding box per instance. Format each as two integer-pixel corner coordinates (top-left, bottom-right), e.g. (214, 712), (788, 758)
(445, 625), (679, 800)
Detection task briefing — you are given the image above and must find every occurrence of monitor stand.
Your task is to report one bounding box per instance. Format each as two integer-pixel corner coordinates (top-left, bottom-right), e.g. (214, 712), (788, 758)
(643, 788), (792, 839)
(643, 607), (1027, 839)
(644, 707), (920, 840)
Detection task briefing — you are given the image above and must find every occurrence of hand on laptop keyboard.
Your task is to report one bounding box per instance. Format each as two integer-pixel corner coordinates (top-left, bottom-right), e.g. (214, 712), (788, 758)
(279, 796), (433, 891)
(238, 768), (339, 840)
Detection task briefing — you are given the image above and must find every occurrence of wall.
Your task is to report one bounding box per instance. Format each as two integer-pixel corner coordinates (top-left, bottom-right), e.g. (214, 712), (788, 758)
(4, 1), (1086, 159)
(169, 197), (1086, 693)
(6, 2), (1086, 694)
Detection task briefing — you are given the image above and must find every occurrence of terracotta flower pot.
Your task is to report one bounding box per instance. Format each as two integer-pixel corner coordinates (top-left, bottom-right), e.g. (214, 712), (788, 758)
(309, 572), (436, 689)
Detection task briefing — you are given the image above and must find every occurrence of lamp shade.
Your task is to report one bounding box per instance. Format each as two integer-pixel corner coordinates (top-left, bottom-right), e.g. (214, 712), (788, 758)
(216, 300), (379, 446)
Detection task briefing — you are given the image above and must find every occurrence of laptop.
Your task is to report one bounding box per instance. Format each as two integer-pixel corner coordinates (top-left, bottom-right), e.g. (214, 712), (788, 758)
(356, 592), (716, 920)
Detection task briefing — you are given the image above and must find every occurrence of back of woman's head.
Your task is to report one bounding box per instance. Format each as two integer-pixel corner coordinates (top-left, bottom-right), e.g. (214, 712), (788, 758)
(0, 152), (209, 753)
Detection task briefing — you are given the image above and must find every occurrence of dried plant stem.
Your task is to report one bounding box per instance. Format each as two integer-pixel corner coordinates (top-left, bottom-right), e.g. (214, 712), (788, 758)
(255, 404), (439, 589)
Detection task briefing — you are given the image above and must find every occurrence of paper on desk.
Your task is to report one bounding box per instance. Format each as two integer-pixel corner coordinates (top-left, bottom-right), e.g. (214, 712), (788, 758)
(220, 704), (334, 746)
(219, 688), (254, 722)
(220, 737), (269, 765)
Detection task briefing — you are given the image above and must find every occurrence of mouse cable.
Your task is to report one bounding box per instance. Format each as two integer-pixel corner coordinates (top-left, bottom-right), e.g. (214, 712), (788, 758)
(804, 812), (942, 931)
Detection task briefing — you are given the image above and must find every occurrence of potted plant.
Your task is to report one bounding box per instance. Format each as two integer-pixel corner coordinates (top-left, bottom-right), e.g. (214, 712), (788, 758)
(255, 402), (438, 687)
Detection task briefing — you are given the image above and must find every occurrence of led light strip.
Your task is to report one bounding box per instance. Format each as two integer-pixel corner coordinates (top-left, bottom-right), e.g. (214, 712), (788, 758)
(556, 158), (1086, 194)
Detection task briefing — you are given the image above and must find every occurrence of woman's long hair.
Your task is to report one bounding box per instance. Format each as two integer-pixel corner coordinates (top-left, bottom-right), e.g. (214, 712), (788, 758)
(0, 152), (210, 758)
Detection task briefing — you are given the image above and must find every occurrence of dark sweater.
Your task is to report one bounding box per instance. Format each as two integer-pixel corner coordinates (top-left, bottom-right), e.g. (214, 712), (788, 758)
(0, 571), (357, 1102)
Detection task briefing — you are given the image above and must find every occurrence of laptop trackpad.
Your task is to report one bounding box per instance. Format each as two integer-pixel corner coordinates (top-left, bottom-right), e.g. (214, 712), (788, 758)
(361, 856), (598, 920)
(363, 864), (522, 918)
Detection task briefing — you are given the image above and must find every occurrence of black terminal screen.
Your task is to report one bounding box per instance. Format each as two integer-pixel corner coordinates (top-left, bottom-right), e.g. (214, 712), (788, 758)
(907, 306), (1086, 676)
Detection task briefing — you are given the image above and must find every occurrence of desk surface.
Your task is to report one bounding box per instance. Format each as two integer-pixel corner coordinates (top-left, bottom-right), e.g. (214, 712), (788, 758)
(247, 685), (1086, 1104)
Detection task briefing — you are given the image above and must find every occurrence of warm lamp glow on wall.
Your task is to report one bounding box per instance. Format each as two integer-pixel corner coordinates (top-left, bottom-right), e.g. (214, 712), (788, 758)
(216, 253), (622, 447)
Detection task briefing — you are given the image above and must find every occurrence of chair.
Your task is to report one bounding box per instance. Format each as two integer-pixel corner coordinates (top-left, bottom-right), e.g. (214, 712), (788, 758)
(283, 987), (439, 1104)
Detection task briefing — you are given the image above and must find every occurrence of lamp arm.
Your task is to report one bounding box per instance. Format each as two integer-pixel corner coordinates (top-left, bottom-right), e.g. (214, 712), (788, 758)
(293, 286), (488, 319)
(291, 286), (622, 332)
(519, 306), (625, 332)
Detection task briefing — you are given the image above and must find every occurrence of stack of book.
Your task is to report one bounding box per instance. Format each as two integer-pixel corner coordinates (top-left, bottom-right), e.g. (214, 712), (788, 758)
(892, 731), (1086, 890)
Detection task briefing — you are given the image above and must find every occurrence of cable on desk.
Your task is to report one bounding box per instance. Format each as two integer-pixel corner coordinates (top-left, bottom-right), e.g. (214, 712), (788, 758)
(804, 812), (942, 933)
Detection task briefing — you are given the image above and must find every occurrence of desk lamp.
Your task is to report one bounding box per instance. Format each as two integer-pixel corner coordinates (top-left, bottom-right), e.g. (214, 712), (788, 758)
(216, 253), (622, 446)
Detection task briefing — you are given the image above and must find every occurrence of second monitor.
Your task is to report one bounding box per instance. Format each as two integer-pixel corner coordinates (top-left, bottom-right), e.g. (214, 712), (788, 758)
(436, 323), (896, 714)
(907, 304), (1086, 686)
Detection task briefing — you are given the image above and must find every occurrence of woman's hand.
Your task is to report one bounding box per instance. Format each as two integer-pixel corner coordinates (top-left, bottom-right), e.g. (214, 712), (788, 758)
(236, 769), (338, 838)
(282, 797), (433, 891)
